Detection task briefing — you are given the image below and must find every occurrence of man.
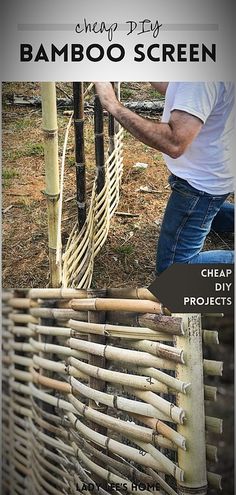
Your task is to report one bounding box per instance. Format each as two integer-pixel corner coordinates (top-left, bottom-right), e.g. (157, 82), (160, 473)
(95, 82), (234, 274)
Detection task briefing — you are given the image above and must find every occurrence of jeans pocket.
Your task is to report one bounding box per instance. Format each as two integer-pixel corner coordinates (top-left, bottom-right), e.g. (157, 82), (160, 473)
(200, 196), (228, 229)
(169, 175), (198, 198)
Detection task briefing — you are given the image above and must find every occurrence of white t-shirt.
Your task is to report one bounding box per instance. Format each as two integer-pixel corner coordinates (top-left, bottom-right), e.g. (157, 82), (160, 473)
(162, 82), (235, 195)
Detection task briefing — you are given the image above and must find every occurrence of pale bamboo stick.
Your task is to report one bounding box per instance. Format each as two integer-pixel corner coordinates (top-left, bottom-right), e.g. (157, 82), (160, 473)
(206, 444), (218, 463)
(71, 442), (158, 495)
(131, 413), (186, 450)
(29, 288), (87, 299)
(131, 389), (185, 425)
(29, 338), (87, 360)
(70, 297), (163, 314)
(68, 393), (156, 444)
(203, 330), (219, 345)
(126, 340), (184, 362)
(68, 338), (176, 370)
(203, 359), (223, 376)
(41, 82), (61, 287)
(207, 472), (222, 490)
(70, 376), (170, 422)
(9, 298), (39, 309)
(205, 416), (223, 434)
(69, 319), (178, 342)
(30, 307), (87, 321)
(204, 385), (217, 402)
(33, 355), (87, 379)
(147, 469), (178, 495)
(67, 411), (166, 472)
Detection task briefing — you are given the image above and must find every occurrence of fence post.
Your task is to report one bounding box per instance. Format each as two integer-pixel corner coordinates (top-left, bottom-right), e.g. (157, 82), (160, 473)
(175, 313), (208, 495)
(41, 82), (61, 287)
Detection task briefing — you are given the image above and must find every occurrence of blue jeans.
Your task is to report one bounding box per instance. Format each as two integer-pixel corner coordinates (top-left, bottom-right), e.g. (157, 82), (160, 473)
(156, 174), (234, 274)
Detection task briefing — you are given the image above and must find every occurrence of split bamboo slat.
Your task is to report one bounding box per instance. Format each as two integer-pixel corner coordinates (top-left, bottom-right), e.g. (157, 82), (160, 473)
(2, 289), (225, 495)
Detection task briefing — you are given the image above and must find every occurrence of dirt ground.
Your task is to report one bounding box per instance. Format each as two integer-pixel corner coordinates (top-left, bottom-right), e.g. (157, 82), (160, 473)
(1, 82), (234, 494)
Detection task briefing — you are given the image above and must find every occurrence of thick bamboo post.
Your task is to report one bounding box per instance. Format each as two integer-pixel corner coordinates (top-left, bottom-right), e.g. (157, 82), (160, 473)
(87, 288), (108, 490)
(73, 82), (86, 230)
(175, 314), (207, 495)
(41, 82), (61, 287)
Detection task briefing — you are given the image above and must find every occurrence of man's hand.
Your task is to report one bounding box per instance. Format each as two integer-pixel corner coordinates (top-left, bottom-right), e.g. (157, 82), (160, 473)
(94, 82), (120, 112)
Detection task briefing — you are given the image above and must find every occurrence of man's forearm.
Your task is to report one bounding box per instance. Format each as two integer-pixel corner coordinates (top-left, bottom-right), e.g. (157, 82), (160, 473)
(107, 100), (180, 158)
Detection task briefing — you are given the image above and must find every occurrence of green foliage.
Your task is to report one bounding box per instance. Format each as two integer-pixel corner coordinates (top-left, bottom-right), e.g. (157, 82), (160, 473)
(26, 143), (44, 156)
(115, 244), (134, 256)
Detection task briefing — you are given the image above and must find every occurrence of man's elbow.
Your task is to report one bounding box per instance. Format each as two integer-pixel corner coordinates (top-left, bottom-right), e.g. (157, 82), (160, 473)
(168, 144), (185, 159)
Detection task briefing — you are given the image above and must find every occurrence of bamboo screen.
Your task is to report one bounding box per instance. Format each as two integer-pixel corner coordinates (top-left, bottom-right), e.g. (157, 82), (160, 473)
(2, 289), (223, 495)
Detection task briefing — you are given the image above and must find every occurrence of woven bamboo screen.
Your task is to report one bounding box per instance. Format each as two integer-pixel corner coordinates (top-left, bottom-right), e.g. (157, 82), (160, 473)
(2, 289), (223, 495)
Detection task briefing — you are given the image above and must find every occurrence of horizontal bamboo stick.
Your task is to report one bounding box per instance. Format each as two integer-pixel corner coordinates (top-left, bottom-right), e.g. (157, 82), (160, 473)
(69, 319), (176, 341)
(30, 420), (74, 455)
(33, 355), (87, 379)
(68, 393), (156, 444)
(29, 288), (87, 299)
(30, 323), (71, 337)
(77, 436), (154, 486)
(67, 411), (165, 472)
(70, 298), (163, 314)
(147, 469), (178, 495)
(32, 368), (70, 393)
(32, 445), (73, 481)
(30, 307), (87, 321)
(29, 338), (88, 360)
(9, 298), (39, 309)
(207, 471), (222, 490)
(107, 287), (158, 301)
(71, 442), (155, 495)
(11, 326), (34, 336)
(2, 291), (13, 301)
(131, 413), (186, 450)
(32, 454), (69, 491)
(126, 340), (184, 363)
(9, 341), (33, 352)
(124, 364), (189, 394)
(69, 356), (172, 394)
(203, 359), (223, 376)
(130, 388), (185, 424)
(9, 313), (38, 324)
(70, 376), (171, 421)
(205, 416), (223, 434)
(204, 385), (217, 402)
(69, 339), (176, 370)
(10, 368), (31, 382)
(30, 383), (77, 414)
(203, 330), (219, 345)
(129, 438), (184, 483)
(137, 313), (183, 335)
(206, 444), (218, 463)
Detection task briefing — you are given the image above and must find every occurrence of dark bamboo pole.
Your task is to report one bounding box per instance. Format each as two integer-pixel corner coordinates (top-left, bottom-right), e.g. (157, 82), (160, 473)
(73, 82), (86, 230)
(94, 91), (105, 195)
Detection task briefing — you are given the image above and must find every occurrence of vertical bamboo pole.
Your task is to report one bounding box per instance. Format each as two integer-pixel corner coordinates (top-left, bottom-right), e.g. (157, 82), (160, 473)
(87, 288), (107, 490)
(175, 314), (207, 495)
(94, 91), (105, 195)
(73, 82), (86, 230)
(108, 82), (120, 155)
(41, 83), (61, 287)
